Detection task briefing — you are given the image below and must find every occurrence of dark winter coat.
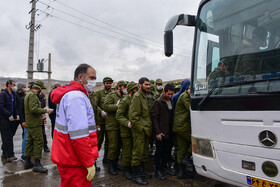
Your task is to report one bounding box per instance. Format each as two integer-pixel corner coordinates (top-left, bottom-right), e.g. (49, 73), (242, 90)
(152, 94), (174, 139)
(0, 88), (18, 119)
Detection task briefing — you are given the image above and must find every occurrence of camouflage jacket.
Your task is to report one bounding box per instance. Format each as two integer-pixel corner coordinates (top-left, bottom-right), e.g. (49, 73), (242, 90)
(129, 90), (152, 136)
(116, 95), (132, 137)
(103, 91), (122, 131)
(173, 91), (191, 134)
(24, 90), (47, 128)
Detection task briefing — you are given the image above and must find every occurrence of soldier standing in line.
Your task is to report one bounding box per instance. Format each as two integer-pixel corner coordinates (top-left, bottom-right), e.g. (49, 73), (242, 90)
(173, 86), (193, 179)
(103, 80), (127, 175)
(147, 84), (157, 156)
(116, 81), (139, 180)
(154, 78), (163, 99)
(89, 89), (101, 172)
(129, 77), (153, 185)
(95, 77), (113, 164)
(24, 80), (53, 173)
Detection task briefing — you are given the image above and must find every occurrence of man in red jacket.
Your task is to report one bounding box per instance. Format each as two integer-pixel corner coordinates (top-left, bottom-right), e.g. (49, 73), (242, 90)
(51, 64), (99, 187)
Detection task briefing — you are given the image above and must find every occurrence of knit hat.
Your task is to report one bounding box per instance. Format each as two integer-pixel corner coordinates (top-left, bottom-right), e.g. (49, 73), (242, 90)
(17, 82), (26, 91)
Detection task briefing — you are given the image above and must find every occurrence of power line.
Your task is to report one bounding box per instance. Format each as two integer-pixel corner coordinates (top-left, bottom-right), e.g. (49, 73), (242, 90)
(37, 9), (191, 58)
(39, 0), (192, 54)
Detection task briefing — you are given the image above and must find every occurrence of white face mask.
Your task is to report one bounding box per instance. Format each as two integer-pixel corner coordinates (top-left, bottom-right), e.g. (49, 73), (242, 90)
(157, 86), (163, 90)
(84, 80), (96, 92)
(22, 88), (28, 93)
(121, 89), (128, 95)
(12, 86), (17, 92)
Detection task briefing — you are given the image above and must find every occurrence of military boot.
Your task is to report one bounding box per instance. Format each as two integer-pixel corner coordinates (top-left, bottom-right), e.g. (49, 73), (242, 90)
(108, 159), (117, 175)
(123, 166), (132, 180)
(139, 163), (152, 179)
(132, 166), (148, 185)
(102, 149), (108, 164)
(33, 159), (48, 173)
(24, 157), (34, 169)
(113, 159), (123, 171)
(182, 152), (194, 168)
(178, 164), (192, 179)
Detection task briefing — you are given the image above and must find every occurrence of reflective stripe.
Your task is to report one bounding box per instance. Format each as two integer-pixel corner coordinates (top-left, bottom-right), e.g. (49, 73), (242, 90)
(55, 122), (96, 138)
(69, 126), (96, 138)
(55, 122), (68, 132)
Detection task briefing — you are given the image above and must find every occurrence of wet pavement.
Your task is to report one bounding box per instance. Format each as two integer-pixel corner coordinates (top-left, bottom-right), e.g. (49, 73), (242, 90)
(0, 119), (229, 187)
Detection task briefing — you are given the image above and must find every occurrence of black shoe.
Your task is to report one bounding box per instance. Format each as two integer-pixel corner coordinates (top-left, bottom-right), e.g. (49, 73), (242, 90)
(44, 147), (50, 152)
(132, 166), (148, 185)
(102, 149), (108, 164)
(108, 160), (117, 175)
(140, 163), (152, 179)
(24, 157), (34, 169)
(95, 161), (100, 172)
(21, 155), (26, 162)
(155, 170), (165, 180)
(7, 156), (17, 162)
(178, 164), (193, 179)
(33, 159), (48, 173)
(163, 167), (176, 176)
(1, 155), (8, 159)
(113, 160), (123, 171)
(123, 166), (132, 180)
(182, 152), (194, 168)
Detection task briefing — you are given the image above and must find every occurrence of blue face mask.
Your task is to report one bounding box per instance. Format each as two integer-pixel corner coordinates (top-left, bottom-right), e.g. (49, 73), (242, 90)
(12, 86), (17, 92)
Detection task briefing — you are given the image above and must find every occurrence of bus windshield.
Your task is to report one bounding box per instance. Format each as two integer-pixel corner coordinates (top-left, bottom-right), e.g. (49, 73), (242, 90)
(193, 0), (280, 96)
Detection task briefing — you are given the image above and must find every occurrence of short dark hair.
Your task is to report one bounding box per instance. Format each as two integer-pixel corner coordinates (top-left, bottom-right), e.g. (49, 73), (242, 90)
(74, 64), (93, 81)
(6, 80), (15, 87)
(164, 84), (175, 92)
(138, 77), (149, 84)
(28, 82), (35, 89)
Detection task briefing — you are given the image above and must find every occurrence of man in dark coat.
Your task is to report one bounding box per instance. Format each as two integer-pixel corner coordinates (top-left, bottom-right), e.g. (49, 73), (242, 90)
(152, 84), (176, 180)
(0, 80), (19, 162)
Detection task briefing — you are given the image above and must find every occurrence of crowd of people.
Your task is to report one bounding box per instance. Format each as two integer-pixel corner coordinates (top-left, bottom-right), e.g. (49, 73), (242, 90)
(0, 63), (193, 186)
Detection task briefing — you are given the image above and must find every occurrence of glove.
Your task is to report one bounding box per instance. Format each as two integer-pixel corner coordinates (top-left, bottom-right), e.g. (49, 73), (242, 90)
(127, 121), (132, 128)
(101, 110), (107, 118)
(86, 165), (96, 181)
(8, 115), (14, 121)
(116, 99), (120, 107)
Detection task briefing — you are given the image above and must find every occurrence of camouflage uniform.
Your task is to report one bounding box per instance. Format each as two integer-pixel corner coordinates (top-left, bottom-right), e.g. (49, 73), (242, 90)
(173, 91), (191, 164)
(129, 89), (152, 166)
(95, 89), (110, 150)
(24, 90), (47, 159)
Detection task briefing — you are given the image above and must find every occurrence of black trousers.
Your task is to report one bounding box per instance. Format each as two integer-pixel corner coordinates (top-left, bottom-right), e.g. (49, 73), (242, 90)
(50, 115), (56, 139)
(0, 119), (18, 157)
(155, 138), (171, 170)
(42, 123), (48, 148)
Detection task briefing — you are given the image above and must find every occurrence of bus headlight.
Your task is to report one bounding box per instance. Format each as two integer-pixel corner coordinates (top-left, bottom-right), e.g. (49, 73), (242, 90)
(192, 137), (214, 158)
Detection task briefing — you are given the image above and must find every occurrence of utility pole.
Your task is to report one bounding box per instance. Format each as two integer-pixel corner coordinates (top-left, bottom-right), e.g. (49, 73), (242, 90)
(48, 53), (52, 92)
(27, 0), (36, 83)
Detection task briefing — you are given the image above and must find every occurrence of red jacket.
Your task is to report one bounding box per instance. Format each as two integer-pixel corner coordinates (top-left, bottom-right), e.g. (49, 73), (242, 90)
(51, 81), (99, 168)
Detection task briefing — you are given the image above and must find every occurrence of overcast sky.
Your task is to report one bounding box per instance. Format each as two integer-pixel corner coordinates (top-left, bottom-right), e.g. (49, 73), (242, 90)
(0, 0), (200, 82)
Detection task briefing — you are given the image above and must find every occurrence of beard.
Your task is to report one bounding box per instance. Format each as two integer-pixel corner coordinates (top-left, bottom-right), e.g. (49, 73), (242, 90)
(141, 86), (147, 93)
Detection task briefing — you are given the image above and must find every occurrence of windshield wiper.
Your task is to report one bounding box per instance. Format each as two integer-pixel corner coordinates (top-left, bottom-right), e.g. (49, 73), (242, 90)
(197, 76), (280, 110)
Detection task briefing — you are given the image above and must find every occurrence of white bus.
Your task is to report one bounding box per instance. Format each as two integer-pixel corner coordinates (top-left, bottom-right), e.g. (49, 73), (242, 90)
(164, 0), (280, 186)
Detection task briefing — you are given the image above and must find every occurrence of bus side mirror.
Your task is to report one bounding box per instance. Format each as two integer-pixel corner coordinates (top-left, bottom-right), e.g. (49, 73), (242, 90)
(164, 31), (173, 57)
(164, 14), (196, 57)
